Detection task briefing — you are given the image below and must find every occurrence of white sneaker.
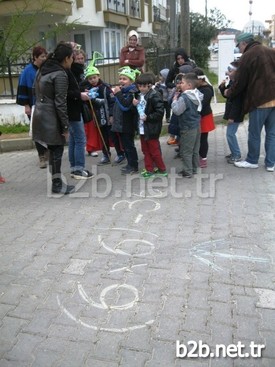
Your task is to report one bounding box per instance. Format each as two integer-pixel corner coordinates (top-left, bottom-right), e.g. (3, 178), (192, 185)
(234, 160), (258, 169)
(266, 166), (274, 172)
(91, 152), (98, 157)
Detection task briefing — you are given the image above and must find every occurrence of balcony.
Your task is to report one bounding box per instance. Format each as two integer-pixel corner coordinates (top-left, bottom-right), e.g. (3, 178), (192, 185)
(104, 0), (142, 27)
(0, 0), (72, 17)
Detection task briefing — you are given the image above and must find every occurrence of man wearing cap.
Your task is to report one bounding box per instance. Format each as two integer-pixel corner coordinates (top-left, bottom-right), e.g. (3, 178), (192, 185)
(227, 33), (275, 172)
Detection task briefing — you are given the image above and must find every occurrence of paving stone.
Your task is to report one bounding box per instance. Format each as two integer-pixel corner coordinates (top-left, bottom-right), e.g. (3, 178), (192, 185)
(1, 123), (275, 365)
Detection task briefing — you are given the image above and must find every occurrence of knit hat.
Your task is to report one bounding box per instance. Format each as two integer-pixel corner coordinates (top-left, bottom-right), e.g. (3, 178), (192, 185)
(118, 66), (141, 81)
(178, 64), (193, 74)
(84, 51), (103, 78)
(160, 68), (169, 80)
(85, 65), (100, 77)
(128, 30), (139, 40)
(236, 33), (254, 47)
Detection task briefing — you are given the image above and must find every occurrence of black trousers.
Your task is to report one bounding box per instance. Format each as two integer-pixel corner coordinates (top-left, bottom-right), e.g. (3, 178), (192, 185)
(47, 145), (64, 180)
(119, 132), (138, 169)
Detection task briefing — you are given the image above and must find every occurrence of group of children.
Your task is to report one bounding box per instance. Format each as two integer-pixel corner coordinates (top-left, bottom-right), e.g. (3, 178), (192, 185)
(81, 57), (242, 179)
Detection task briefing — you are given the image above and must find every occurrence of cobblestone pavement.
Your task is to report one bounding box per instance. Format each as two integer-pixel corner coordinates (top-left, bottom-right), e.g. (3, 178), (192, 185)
(0, 122), (275, 367)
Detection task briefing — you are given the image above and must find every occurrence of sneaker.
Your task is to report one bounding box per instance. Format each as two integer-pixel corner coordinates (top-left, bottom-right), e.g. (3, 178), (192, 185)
(71, 170), (94, 179)
(114, 155), (125, 164)
(266, 166), (274, 172)
(234, 161), (258, 169)
(39, 156), (47, 169)
(97, 156), (110, 166)
(121, 166), (139, 175)
(199, 158), (207, 168)
(167, 137), (178, 145)
(91, 152), (98, 157)
(181, 170), (192, 178)
(153, 169), (168, 177)
(225, 154), (232, 159)
(227, 156), (241, 164)
(141, 171), (155, 179)
(120, 163), (130, 171)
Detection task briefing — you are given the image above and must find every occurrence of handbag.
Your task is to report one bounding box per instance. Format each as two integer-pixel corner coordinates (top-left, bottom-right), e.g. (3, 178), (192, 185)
(82, 103), (93, 124)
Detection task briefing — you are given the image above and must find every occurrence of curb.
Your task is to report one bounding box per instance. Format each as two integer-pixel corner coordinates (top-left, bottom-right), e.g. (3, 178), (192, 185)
(0, 113), (225, 154)
(0, 137), (35, 153)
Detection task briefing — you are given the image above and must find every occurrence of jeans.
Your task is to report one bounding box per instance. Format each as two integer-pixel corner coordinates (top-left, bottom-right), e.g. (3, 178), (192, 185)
(226, 122), (241, 158)
(68, 120), (86, 172)
(247, 107), (275, 167)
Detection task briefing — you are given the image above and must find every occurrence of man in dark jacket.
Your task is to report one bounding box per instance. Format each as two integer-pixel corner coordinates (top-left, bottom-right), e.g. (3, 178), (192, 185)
(226, 33), (275, 171)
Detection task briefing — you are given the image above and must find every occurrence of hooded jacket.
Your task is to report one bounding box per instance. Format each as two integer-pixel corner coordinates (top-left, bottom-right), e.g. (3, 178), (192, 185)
(171, 89), (203, 131)
(32, 58), (69, 145)
(227, 41), (275, 114)
(166, 48), (196, 88)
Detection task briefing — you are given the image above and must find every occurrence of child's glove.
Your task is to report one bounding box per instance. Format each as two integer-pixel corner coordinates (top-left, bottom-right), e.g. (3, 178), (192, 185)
(88, 87), (99, 99)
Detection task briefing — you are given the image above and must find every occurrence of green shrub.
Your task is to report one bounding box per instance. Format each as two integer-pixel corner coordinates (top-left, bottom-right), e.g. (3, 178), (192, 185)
(0, 123), (30, 134)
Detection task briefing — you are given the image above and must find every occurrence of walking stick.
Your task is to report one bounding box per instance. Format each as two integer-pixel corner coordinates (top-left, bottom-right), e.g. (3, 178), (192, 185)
(87, 98), (113, 165)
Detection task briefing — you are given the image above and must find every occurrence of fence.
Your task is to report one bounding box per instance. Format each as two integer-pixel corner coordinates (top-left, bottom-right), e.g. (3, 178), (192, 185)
(0, 49), (175, 98)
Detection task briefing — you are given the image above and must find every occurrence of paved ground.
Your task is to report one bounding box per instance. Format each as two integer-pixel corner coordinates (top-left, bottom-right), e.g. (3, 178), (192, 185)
(1, 120), (275, 367)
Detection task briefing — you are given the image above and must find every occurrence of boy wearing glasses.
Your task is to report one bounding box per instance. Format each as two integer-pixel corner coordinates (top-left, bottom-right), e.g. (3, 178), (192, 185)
(133, 73), (167, 178)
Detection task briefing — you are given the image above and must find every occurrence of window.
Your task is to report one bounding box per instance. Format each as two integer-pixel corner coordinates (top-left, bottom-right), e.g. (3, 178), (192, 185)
(106, 0), (126, 14)
(74, 34), (86, 51)
(104, 29), (121, 58)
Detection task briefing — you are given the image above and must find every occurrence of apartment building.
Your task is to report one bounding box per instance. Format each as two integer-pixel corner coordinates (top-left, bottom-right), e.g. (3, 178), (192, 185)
(0, 0), (172, 59)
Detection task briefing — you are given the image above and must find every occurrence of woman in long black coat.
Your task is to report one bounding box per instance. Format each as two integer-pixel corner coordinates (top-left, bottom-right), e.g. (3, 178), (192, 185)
(32, 42), (75, 195)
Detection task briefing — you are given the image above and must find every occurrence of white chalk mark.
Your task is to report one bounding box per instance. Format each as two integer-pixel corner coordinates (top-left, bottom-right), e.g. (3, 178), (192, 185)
(100, 284), (139, 310)
(133, 189), (165, 198)
(98, 235), (155, 257)
(135, 214), (143, 223)
(95, 227), (158, 237)
(255, 289), (275, 309)
(112, 199), (161, 213)
(62, 259), (91, 275)
(109, 263), (148, 273)
(57, 295), (154, 333)
(78, 283), (139, 310)
(190, 239), (270, 272)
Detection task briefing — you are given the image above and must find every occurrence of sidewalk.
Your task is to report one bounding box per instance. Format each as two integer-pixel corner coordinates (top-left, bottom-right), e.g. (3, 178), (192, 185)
(0, 115), (275, 367)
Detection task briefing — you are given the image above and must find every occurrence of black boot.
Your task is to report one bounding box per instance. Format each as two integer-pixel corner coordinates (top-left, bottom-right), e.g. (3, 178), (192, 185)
(52, 178), (75, 195)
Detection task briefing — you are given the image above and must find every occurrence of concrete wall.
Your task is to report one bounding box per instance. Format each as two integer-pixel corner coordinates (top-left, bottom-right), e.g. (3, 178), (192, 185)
(0, 99), (29, 125)
(218, 34), (235, 85)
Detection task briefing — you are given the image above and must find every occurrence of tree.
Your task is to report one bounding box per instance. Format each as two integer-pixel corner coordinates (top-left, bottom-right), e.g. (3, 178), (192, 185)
(0, 0), (78, 68)
(189, 9), (232, 69)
